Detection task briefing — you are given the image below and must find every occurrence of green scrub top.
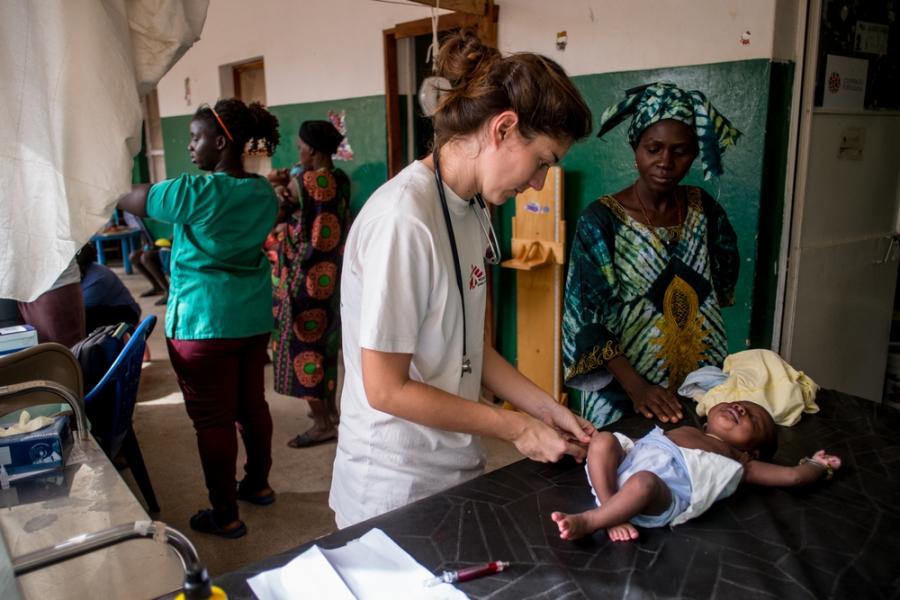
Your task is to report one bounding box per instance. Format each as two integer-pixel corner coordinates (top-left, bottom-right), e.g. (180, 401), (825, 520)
(147, 172), (277, 340)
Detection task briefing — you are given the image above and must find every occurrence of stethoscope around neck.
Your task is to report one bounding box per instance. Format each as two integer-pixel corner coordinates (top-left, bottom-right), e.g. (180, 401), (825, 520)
(432, 148), (501, 377)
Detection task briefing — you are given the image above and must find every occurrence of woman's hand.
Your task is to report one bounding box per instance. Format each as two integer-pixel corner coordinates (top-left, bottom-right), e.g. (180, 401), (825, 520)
(273, 184), (297, 223)
(535, 401), (595, 444)
(480, 345), (593, 451)
(362, 349), (589, 464)
(507, 411), (589, 463)
(629, 381), (683, 423)
(606, 355), (682, 423)
(274, 184), (295, 204)
(267, 168), (290, 186)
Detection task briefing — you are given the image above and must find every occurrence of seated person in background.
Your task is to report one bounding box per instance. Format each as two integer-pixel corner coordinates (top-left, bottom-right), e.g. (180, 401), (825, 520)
(551, 401), (841, 542)
(75, 243), (141, 334)
(122, 211), (170, 305)
(134, 245), (170, 306)
(16, 257), (85, 347)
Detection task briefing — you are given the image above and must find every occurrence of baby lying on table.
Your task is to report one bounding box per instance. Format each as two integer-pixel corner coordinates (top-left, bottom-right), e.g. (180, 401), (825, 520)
(552, 401), (841, 541)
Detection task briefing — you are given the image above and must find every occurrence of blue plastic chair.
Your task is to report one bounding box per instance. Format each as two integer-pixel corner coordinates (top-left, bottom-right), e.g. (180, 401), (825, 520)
(90, 228), (143, 274)
(84, 315), (160, 512)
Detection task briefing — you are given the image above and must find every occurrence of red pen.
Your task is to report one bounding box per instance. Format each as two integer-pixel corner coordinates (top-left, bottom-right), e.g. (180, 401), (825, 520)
(423, 560), (510, 587)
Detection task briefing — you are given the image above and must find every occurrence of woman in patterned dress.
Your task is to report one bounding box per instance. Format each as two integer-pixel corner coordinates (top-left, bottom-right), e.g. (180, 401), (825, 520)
(563, 83), (741, 429)
(271, 121), (350, 447)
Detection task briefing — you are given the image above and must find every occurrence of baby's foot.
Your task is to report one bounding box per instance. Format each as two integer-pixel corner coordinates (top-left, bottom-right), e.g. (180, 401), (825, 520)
(607, 522), (639, 542)
(551, 511), (593, 540)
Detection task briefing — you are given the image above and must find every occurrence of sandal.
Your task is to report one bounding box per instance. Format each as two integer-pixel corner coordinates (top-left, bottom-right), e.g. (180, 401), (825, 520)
(287, 429), (336, 448)
(139, 288), (163, 298)
(305, 410), (340, 425)
(237, 480), (276, 506)
(189, 509), (247, 539)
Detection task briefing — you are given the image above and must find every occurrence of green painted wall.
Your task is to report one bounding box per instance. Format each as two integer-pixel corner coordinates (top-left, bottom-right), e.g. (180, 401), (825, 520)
(270, 96), (388, 215)
(160, 95), (388, 217)
(160, 113), (200, 178)
(131, 128), (149, 184)
(494, 59), (790, 368)
(157, 60), (792, 382)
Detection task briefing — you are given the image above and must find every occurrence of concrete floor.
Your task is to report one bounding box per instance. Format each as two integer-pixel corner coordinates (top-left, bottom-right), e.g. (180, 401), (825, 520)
(118, 263), (521, 579)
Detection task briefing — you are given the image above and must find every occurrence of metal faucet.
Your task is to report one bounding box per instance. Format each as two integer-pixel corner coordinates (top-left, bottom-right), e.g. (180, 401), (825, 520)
(11, 521), (216, 599)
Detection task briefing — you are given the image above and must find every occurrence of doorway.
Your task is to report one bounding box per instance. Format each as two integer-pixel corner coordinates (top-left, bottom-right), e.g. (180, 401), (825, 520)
(409, 31), (439, 161)
(383, 5), (498, 177)
(224, 58), (271, 176)
(142, 89), (166, 183)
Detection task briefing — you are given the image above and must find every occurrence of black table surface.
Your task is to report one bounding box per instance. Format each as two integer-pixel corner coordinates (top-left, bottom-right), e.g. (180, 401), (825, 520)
(217, 390), (900, 599)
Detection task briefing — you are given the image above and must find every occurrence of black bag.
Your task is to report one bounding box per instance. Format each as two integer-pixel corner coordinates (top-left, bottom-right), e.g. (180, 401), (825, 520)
(70, 322), (129, 447)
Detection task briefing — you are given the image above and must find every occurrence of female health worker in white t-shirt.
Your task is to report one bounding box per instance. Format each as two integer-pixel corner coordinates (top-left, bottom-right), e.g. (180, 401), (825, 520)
(331, 29), (596, 528)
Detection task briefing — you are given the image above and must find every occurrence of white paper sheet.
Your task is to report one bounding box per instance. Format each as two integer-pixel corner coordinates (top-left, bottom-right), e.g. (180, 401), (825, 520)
(247, 528), (468, 600)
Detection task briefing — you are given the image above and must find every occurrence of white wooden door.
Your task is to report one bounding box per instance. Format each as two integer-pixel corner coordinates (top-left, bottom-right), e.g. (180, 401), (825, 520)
(782, 112), (900, 401)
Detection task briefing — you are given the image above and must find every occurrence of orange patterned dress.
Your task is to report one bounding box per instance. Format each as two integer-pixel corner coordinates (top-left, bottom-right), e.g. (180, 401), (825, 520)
(271, 167), (350, 407)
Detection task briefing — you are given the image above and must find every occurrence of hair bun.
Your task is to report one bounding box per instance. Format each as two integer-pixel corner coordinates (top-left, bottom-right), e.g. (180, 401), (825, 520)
(430, 28), (592, 149)
(436, 28), (499, 87)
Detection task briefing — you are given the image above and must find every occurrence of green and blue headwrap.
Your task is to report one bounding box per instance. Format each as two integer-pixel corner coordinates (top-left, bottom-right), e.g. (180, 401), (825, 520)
(596, 82), (742, 180)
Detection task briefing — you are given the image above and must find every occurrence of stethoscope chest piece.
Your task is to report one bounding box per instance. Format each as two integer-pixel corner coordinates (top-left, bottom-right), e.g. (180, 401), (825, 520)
(461, 358), (472, 376)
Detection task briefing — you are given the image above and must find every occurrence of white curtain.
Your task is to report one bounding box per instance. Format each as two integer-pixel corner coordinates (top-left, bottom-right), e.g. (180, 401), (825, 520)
(0, 0), (208, 301)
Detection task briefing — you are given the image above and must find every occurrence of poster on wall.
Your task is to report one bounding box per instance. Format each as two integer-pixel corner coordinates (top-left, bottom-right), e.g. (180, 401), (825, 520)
(328, 110), (354, 161)
(854, 21), (889, 55)
(822, 54), (868, 110)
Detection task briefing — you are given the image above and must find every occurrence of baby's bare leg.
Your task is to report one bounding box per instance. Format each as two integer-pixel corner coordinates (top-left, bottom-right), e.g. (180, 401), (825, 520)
(553, 431), (637, 540)
(586, 431), (624, 502)
(552, 470), (672, 541)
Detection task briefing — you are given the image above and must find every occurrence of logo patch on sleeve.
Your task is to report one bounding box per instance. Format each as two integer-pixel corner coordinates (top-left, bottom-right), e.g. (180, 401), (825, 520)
(468, 264), (486, 289)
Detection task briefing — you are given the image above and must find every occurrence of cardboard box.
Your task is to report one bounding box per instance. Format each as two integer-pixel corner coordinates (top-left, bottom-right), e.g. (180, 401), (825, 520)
(0, 324), (38, 355)
(0, 416), (72, 478)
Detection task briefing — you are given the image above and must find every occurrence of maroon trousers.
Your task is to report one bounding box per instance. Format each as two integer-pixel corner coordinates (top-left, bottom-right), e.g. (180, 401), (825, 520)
(167, 333), (272, 523)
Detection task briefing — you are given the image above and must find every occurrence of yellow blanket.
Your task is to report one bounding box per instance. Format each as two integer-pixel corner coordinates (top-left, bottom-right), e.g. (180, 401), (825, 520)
(695, 349), (819, 426)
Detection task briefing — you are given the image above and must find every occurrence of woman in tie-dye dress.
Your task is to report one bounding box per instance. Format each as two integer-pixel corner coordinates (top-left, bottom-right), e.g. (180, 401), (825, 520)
(271, 120), (350, 447)
(563, 83), (741, 429)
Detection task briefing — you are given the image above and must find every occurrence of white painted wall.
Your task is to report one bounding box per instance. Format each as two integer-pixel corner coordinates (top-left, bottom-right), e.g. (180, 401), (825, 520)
(157, 0), (792, 117)
(498, 0), (783, 75)
(773, 0), (804, 61)
(157, 0), (429, 116)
